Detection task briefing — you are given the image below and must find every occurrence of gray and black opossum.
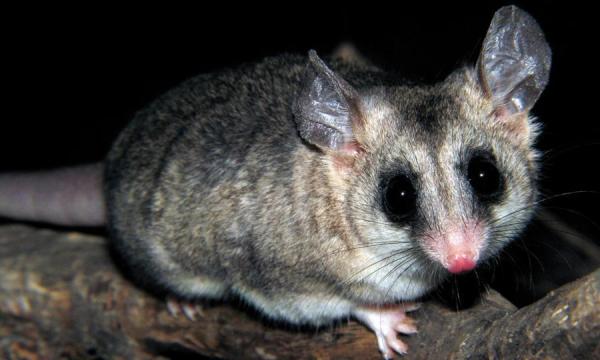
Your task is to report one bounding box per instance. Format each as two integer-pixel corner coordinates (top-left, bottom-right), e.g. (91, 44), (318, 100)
(0, 6), (551, 358)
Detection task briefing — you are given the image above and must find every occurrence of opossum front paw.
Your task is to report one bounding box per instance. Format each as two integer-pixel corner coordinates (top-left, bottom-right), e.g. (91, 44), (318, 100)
(353, 303), (420, 359)
(166, 296), (204, 321)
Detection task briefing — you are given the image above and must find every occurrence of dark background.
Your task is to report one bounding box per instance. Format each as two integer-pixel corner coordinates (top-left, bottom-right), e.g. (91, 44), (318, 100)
(2, 2), (599, 302)
(3, 2), (598, 227)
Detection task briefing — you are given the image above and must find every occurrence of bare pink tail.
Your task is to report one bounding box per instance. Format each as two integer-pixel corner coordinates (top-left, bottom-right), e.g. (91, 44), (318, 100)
(0, 163), (106, 227)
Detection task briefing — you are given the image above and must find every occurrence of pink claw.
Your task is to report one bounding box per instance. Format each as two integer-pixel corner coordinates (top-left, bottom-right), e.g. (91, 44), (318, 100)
(166, 296), (204, 321)
(354, 303), (420, 359)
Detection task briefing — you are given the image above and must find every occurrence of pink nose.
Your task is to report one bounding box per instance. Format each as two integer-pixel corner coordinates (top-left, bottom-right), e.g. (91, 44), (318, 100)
(447, 257), (476, 274)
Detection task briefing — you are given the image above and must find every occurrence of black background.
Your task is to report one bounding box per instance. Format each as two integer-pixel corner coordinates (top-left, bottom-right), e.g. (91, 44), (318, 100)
(2, 2), (599, 237)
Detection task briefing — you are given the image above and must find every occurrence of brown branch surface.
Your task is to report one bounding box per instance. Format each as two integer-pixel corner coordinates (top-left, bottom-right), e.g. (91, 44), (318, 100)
(0, 224), (598, 359)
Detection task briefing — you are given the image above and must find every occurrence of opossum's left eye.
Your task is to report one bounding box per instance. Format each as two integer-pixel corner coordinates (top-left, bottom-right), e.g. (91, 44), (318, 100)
(468, 154), (504, 203)
(382, 174), (417, 223)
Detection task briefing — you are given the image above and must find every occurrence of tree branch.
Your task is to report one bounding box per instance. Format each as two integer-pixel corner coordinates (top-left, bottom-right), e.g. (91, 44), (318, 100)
(1, 224), (598, 359)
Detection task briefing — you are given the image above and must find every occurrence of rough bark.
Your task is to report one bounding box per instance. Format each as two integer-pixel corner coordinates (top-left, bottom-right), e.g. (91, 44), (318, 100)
(0, 224), (598, 359)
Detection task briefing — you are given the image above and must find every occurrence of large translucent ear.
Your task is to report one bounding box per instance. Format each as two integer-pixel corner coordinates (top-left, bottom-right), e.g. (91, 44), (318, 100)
(293, 50), (362, 155)
(477, 5), (551, 116)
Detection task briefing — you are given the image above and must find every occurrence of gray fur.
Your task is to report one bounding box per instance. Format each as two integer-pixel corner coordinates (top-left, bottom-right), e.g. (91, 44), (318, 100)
(105, 5), (550, 327)
(0, 6), (550, 356)
(105, 55), (402, 323)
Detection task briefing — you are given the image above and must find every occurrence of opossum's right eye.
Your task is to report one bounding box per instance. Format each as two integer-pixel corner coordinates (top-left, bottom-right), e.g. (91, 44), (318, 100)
(382, 175), (417, 223)
(467, 154), (503, 203)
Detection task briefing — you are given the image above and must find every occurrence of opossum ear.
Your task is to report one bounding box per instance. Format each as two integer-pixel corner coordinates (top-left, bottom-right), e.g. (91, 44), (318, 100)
(477, 5), (551, 116)
(293, 50), (362, 155)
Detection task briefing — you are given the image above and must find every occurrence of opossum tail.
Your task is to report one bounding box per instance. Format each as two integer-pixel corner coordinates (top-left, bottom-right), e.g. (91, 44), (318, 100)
(0, 163), (105, 227)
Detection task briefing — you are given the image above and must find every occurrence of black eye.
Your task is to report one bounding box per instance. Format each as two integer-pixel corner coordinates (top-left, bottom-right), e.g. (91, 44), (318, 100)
(382, 175), (417, 222)
(467, 155), (503, 202)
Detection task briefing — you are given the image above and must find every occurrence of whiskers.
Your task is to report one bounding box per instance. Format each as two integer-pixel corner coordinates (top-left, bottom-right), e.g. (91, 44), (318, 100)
(477, 189), (600, 306)
(488, 190), (600, 227)
(287, 187), (598, 319)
